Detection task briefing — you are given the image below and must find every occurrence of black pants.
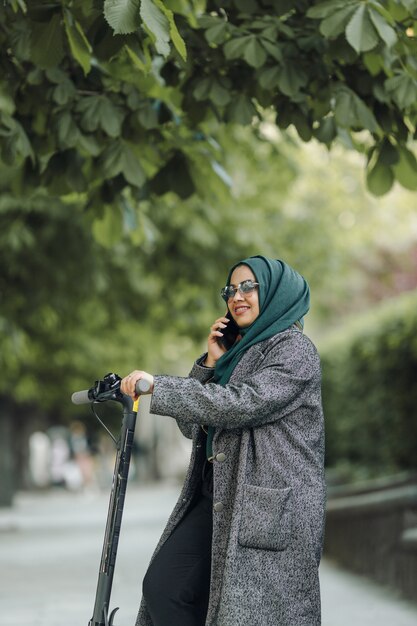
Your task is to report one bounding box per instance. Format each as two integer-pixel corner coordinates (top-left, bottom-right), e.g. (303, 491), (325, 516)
(143, 465), (213, 626)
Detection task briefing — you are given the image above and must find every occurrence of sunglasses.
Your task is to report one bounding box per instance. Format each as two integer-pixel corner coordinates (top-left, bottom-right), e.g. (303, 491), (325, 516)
(221, 279), (259, 301)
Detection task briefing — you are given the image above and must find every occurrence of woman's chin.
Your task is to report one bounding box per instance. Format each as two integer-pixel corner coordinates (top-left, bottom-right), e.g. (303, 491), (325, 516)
(236, 318), (252, 328)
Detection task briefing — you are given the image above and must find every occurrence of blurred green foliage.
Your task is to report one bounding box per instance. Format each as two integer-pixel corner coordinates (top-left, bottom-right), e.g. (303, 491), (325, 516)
(2, 126), (417, 418)
(320, 288), (417, 478)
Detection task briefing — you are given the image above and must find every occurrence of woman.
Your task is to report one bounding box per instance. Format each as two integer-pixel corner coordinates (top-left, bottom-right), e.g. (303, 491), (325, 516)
(121, 255), (326, 626)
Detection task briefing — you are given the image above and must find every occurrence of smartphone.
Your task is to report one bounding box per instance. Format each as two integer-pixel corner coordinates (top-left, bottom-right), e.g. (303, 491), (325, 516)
(219, 311), (240, 350)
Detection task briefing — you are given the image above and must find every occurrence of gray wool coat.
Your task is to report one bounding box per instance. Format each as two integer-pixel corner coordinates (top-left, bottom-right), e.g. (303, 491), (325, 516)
(135, 326), (326, 626)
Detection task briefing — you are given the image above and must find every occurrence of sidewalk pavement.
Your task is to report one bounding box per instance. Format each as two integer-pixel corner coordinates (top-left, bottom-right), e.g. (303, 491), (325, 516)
(1, 484), (417, 626)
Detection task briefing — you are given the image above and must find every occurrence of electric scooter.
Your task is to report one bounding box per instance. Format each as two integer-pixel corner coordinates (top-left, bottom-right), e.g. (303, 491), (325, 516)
(72, 372), (150, 626)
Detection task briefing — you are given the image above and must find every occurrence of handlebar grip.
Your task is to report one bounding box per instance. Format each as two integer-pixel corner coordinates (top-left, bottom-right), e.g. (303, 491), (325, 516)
(71, 389), (91, 405)
(136, 379), (151, 394)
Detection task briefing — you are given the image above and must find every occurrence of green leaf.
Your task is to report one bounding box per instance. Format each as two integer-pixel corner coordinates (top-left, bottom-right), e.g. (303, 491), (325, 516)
(223, 36), (252, 60)
(319, 6), (357, 39)
(260, 38), (283, 62)
(366, 159), (394, 195)
(100, 100), (125, 137)
(399, 0), (417, 11)
(334, 88), (379, 132)
(385, 2), (409, 21)
(314, 116), (337, 145)
(393, 146), (417, 191)
(137, 103), (159, 129)
(345, 5), (379, 54)
(169, 20), (187, 61)
(353, 94), (380, 132)
(104, 0), (141, 35)
(209, 80), (231, 106)
(193, 78), (212, 101)
(235, 0), (258, 11)
(120, 142), (147, 186)
(363, 52), (383, 76)
(276, 63), (308, 97)
(271, 0), (298, 16)
(52, 80), (77, 105)
(100, 142), (125, 178)
(198, 16), (222, 29)
(8, 0), (27, 13)
(77, 96), (125, 137)
(293, 112), (312, 142)
(385, 72), (417, 108)
(0, 113), (34, 165)
(261, 24), (279, 40)
(100, 140), (146, 187)
(226, 94), (255, 124)
(259, 66), (281, 89)
(244, 36), (267, 68)
(368, 1), (396, 26)
(27, 68), (43, 86)
(64, 11), (93, 75)
(378, 139), (399, 166)
(373, 82), (391, 104)
(45, 67), (68, 84)
(306, 1), (348, 19)
(368, 8), (397, 48)
(30, 13), (64, 69)
(125, 42), (151, 72)
(0, 84), (16, 115)
(92, 205), (124, 247)
(77, 96), (102, 131)
(205, 21), (228, 45)
(153, 0), (186, 60)
(150, 152), (195, 199)
(77, 133), (101, 157)
(334, 90), (353, 126)
(56, 111), (80, 148)
(140, 0), (170, 57)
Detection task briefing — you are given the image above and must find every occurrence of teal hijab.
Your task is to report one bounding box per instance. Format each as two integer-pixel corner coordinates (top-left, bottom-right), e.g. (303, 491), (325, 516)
(206, 255), (310, 458)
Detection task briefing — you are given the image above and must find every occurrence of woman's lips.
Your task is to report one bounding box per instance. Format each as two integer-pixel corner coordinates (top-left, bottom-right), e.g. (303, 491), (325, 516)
(234, 305), (250, 316)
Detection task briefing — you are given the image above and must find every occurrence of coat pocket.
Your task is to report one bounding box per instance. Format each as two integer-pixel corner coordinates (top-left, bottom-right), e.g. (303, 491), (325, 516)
(238, 484), (293, 551)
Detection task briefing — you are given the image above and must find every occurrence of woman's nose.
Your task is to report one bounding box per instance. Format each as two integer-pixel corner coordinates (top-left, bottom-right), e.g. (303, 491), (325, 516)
(232, 290), (245, 302)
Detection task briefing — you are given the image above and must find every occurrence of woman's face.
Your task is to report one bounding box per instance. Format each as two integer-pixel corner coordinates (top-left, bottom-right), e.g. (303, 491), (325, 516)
(227, 265), (260, 328)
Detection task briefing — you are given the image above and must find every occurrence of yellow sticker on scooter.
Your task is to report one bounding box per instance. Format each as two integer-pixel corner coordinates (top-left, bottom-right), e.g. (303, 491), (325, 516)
(133, 398), (139, 412)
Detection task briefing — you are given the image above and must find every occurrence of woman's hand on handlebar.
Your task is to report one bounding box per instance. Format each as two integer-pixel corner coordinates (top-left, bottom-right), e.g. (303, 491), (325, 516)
(121, 370), (154, 399)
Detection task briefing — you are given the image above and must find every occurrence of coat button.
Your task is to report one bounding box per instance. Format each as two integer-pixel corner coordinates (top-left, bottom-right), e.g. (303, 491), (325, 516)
(215, 452), (226, 463)
(213, 501), (224, 512)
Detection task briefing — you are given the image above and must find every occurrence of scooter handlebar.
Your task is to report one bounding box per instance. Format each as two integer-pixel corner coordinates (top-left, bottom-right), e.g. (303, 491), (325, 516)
(71, 389), (92, 405)
(71, 377), (151, 405)
(136, 378), (152, 394)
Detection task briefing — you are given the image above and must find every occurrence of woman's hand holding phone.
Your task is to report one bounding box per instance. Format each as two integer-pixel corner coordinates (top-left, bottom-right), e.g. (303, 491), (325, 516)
(205, 312), (240, 367)
(205, 315), (230, 367)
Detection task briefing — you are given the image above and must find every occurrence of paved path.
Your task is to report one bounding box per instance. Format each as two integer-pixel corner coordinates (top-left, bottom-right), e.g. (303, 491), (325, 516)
(1, 484), (417, 626)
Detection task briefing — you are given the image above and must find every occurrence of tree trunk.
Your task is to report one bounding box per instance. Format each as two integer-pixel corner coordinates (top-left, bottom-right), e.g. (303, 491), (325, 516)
(0, 397), (15, 507)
